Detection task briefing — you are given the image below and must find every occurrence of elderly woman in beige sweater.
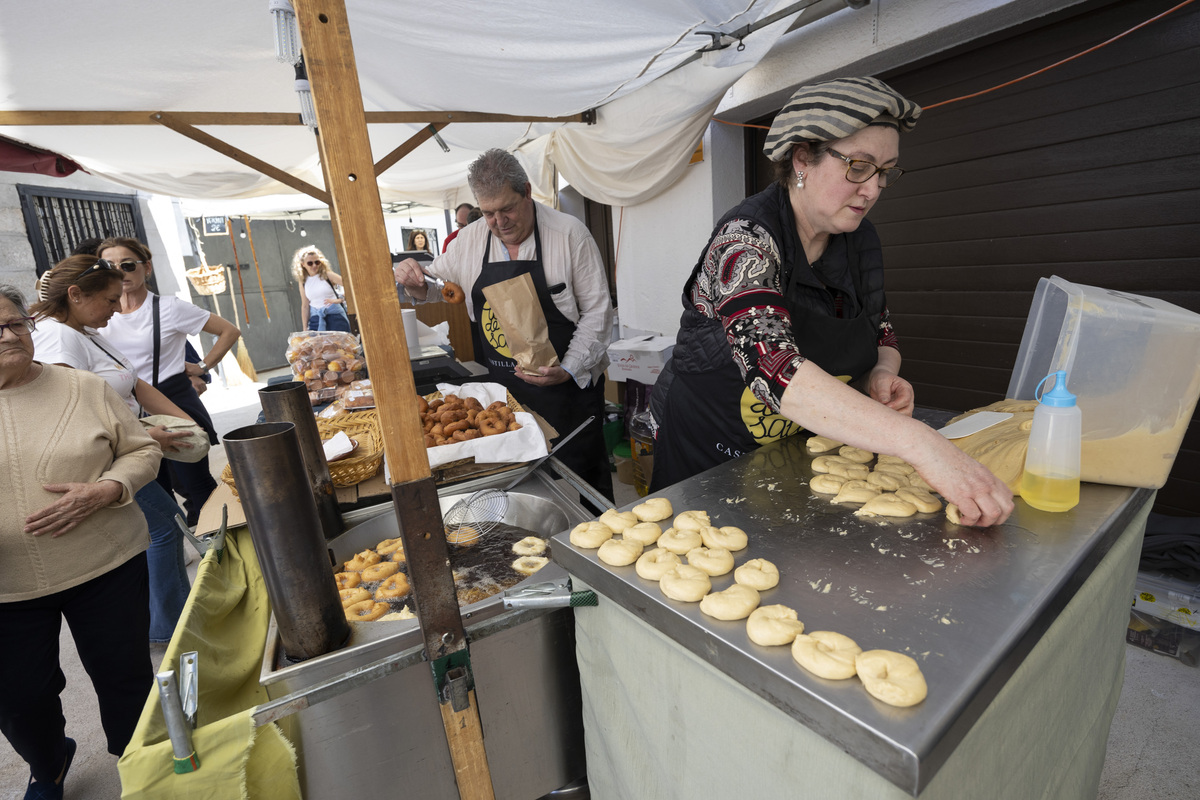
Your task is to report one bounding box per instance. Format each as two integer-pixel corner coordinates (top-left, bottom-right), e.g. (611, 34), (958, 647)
(0, 283), (161, 800)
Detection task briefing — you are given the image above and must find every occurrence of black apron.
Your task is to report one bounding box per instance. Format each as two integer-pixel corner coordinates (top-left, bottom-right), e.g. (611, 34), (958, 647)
(469, 209), (613, 501)
(650, 196), (883, 490)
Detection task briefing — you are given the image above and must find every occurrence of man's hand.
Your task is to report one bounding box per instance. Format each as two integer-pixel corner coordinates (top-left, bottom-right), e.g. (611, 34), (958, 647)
(392, 258), (429, 301)
(189, 375), (208, 395)
(514, 365), (571, 387)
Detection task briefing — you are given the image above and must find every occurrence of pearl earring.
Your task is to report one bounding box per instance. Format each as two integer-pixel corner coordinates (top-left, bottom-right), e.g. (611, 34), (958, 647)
(796, 171), (805, 188)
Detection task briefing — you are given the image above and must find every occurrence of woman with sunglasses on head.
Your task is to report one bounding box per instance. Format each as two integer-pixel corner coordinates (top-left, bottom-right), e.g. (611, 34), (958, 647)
(291, 246), (350, 332)
(95, 237), (240, 527)
(0, 284), (161, 800)
(30, 257), (194, 644)
(649, 77), (1013, 527)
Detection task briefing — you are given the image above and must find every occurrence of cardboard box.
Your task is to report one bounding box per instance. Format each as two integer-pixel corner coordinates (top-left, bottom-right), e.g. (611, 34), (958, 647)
(607, 336), (675, 384)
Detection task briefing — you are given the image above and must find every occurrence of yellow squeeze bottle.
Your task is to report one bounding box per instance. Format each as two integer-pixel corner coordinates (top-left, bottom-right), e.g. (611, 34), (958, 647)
(1020, 370), (1081, 512)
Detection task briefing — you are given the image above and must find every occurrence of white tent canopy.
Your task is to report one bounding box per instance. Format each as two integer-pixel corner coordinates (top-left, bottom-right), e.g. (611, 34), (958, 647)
(1, 0), (812, 210)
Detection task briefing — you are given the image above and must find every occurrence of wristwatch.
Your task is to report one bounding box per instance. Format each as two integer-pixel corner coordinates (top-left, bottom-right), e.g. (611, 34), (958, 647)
(197, 360), (209, 373)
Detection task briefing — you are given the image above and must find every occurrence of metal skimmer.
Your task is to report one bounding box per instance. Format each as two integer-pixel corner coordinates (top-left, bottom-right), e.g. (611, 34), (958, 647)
(442, 414), (595, 544)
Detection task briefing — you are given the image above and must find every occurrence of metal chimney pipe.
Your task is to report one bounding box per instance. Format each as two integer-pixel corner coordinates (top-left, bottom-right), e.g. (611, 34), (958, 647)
(224, 422), (350, 661)
(259, 380), (344, 540)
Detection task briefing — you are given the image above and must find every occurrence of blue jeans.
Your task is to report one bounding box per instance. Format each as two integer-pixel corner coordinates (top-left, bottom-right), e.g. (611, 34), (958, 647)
(135, 482), (191, 642)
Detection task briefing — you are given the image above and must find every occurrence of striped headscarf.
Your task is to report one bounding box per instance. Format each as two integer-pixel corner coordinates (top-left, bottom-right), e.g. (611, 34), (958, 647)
(763, 77), (921, 162)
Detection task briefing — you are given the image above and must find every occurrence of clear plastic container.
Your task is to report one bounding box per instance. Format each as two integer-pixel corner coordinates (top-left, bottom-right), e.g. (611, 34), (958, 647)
(1007, 276), (1200, 489)
(1021, 371), (1081, 512)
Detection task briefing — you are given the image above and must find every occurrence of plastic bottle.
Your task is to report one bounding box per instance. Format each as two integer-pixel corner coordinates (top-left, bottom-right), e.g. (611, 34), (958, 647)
(629, 409), (655, 497)
(1020, 369), (1081, 512)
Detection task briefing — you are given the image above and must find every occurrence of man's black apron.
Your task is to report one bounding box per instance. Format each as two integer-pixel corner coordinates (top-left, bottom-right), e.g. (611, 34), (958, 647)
(470, 209), (613, 501)
(650, 189), (883, 490)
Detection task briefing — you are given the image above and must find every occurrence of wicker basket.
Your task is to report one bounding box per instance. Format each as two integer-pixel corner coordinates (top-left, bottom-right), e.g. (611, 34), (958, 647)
(185, 263), (227, 295)
(220, 409), (384, 499)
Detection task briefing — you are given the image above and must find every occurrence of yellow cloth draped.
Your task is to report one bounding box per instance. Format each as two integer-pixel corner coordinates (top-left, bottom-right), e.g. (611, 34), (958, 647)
(118, 529), (301, 800)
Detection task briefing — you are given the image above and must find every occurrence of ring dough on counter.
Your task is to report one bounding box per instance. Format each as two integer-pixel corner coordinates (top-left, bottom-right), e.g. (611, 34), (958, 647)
(896, 487), (942, 513)
(673, 510), (711, 531)
(946, 504), (964, 525)
(806, 435), (843, 454)
(632, 497), (673, 522)
(832, 481), (881, 505)
(746, 605), (805, 646)
(339, 586), (371, 608)
(874, 461), (915, 477)
(700, 525), (748, 552)
(876, 454), (911, 467)
(792, 631), (863, 680)
(570, 521), (613, 549)
(362, 561), (399, 582)
(599, 508), (639, 533)
(734, 558), (780, 591)
(345, 600), (389, 622)
(636, 548), (682, 581)
(811, 455), (853, 474)
(699, 584), (761, 621)
(828, 461), (870, 481)
(810, 473), (848, 494)
(598, 538), (644, 567)
(623, 522), (663, 547)
(657, 527), (704, 554)
(908, 473), (935, 493)
(685, 546), (735, 577)
(854, 493), (918, 518)
(855, 650), (928, 707)
(867, 470), (908, 491)
(512, 536), (548, 556)
(512, 556), (550, 576)
(838, 445), (874, 463)
(659, 564), (712, 602)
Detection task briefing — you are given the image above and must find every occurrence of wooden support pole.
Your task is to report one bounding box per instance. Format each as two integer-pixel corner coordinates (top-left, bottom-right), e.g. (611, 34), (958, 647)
(0, 109), (595, 126)
(374, 122), (448, 177)
(150, 112), (331, 204)
(292, 3), (495, 799)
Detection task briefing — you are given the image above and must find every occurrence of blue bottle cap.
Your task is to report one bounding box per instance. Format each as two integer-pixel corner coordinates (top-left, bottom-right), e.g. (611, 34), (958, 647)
(1036, 370), (1076, 407)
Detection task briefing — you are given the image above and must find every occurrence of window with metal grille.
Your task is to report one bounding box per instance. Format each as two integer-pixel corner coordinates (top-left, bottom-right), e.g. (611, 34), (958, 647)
(17, 185), (148, 276)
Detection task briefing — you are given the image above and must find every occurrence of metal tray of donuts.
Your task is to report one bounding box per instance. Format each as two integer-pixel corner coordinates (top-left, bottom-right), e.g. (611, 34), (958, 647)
(549, 432), (1148, 794)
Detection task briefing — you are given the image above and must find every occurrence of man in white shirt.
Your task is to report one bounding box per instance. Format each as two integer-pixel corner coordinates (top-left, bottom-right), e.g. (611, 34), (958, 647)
(395, 149), (614, 500)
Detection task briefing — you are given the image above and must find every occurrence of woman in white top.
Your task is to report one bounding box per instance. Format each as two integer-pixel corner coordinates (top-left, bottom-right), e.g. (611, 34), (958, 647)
(30, 256), (194, 642)
(292, 246), (350, 332)
(96, 237), (241, 526)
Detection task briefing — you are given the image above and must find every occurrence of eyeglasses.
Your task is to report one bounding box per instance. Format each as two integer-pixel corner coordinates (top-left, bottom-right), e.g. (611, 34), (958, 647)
(826, 148), (905, 187)
(305, 260), (321, 266)
(80, 258), (144, 277)
(113, 259), (147, 272)
(0, 316), (36, 337)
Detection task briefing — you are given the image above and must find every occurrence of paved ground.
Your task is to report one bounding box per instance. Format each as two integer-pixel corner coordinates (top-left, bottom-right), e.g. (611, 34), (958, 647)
(3, 373), (1198, 799)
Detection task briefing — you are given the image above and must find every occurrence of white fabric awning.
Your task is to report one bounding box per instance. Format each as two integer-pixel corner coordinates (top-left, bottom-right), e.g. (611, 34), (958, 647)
(0, 0), (810, 208)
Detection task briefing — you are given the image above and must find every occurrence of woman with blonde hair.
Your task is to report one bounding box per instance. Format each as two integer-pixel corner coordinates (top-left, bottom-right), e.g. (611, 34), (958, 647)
(292, 246), (349, 332)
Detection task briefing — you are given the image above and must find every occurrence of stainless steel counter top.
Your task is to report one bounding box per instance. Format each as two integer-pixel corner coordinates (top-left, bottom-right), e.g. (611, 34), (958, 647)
(550, 435), (1151, 794)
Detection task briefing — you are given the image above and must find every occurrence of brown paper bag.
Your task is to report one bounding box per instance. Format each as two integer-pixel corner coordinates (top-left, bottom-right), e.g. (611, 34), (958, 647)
(482, 273), (560, 375)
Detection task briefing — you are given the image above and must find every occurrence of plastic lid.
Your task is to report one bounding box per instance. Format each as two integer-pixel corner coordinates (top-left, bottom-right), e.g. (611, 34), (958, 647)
(1037, 370), (1076, 407)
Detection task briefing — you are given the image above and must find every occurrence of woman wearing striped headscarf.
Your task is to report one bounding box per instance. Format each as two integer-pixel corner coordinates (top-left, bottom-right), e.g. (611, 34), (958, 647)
(649, 77), (1012, 527)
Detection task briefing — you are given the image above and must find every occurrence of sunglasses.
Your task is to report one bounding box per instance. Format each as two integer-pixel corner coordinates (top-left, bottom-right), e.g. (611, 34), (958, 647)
(86, 259), (146, 275)
(305, 260), (322, 266)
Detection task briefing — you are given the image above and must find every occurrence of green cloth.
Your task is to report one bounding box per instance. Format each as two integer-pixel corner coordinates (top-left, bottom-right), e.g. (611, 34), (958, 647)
(119, 529), (301, 800)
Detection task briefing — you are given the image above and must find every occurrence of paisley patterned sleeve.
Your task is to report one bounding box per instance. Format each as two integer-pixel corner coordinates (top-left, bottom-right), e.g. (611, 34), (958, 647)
(878, 306), (899, 350)
(689, 218), (803, 413)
